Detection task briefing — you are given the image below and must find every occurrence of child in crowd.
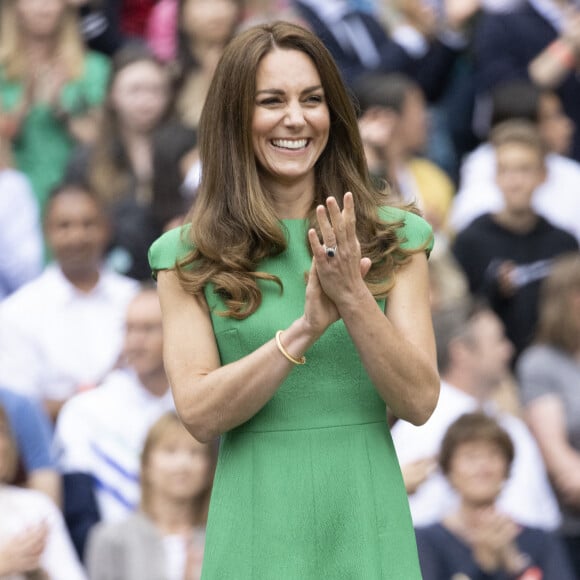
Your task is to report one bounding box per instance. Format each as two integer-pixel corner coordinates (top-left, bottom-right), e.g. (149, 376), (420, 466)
(452, 119), (578, 360)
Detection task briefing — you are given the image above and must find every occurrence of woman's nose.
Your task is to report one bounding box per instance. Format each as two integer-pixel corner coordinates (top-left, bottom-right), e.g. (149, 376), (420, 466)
(284, 101), (306, 126)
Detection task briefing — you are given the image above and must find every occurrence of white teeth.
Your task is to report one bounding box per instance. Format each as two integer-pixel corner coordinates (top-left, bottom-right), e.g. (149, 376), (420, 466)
(272, 139), (308, 150)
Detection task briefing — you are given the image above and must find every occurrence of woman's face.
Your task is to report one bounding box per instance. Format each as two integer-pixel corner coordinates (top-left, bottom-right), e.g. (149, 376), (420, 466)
(447, 440), (508, 506)
(144, 426), (212, 502)
(181, 0), (240, 45)
(252, 48), (330, 189)
(15, 0), (66, 38)
(110, 60), (170, 133)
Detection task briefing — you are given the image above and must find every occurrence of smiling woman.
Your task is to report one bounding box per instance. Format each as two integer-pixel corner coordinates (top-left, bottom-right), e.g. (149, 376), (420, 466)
(415, 413), (576, 580)
(251, 48), (330, 200)
(148, 20), (439, 579)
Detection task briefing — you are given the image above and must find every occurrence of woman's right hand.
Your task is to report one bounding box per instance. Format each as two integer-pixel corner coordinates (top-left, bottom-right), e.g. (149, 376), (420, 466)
(0, 521), (48, 575)
(303, 252), (372, 339)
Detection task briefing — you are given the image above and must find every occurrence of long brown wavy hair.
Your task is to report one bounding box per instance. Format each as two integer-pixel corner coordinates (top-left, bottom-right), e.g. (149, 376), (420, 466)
(177, 21), (422, 319)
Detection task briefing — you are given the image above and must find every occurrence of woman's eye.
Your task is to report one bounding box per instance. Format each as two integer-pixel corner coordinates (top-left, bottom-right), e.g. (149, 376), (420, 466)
(306, 95), (323, 103)
(259, 97), (282, 105)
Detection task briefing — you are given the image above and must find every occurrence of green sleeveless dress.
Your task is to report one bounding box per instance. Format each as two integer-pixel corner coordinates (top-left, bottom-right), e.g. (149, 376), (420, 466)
(148, 207), (433, 579)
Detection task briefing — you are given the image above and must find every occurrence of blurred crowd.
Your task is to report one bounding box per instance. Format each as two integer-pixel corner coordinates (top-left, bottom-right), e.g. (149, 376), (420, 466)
(1, 0), (580, 578)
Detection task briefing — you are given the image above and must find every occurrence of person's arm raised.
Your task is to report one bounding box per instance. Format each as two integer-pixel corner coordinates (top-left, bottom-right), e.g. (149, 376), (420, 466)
(310, 194), (439, 426)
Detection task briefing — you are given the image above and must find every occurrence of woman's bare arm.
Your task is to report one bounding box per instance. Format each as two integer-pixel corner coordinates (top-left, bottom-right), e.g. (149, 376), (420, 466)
(157, 261), (335, 442)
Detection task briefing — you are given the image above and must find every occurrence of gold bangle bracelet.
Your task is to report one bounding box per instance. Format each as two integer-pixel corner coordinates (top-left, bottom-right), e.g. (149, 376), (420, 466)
(275, 330), (306, 365)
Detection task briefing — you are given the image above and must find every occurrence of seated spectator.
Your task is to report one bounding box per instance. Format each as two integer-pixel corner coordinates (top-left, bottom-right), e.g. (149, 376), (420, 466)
(54, 286), (175, 556)
(0, 404), (87, 579)
(473, 0), (580, 162)
(415, 412), (575, 580)
(66, 44), (196, 280)
(392, 303), (561, 530)
(451, 119), (578, 359)
(293, 0), (479, 101)
(0, 387), (60, 505)
(0, 0), (110, 212)
(0, 135), (43, 300)
(517, 252), (580, 577)
(355, 72), (455, 238)
(66, 0), (126, 56)
(451, 80), (580, 243)
(0, 183), (139, 421)
(86, 411), (216, 580)
(172, 0), (243, 131)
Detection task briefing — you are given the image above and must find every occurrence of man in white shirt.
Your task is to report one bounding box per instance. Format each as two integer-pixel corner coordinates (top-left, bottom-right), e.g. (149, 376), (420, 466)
(392, 304), (561, 530)
(0, 183), (139, 421)
(54, 287), (174, 553)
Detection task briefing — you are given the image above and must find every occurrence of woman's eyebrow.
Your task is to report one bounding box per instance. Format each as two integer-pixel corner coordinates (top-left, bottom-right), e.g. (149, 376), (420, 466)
(255, 85), (323, 96)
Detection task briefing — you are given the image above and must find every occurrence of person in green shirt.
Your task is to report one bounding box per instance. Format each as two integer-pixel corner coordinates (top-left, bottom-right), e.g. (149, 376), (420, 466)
(0, 0), (110, 212)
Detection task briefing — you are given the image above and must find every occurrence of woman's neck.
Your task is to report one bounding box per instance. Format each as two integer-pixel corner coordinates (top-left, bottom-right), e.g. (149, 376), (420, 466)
(146, 494), (198, 535)
(189, 39), (226, 70)
(446, 500), (496, 538)
(121, 127), (153, 181)
(24, 36), (58, 64)
(261, 175), (315, 220)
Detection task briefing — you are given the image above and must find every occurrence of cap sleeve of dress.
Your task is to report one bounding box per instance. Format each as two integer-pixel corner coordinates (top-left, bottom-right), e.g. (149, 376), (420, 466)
(379, 206), (434, 256)
(148, 224), (194, 278)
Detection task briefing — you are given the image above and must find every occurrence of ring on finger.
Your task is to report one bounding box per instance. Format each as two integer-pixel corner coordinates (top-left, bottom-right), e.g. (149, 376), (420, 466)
(323, 244), (337, 258)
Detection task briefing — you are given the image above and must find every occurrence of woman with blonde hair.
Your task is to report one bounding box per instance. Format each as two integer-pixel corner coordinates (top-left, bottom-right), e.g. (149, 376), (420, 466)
(86, 411), (216, 580)
(517, 251), (580, 577)
(0, 0), (109, 210)
(0, 404), (86, 579)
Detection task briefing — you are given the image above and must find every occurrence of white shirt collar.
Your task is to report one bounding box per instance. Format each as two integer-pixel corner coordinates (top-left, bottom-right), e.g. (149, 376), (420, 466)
(45, 264), (113, 304)
(298, 0), (350, 23)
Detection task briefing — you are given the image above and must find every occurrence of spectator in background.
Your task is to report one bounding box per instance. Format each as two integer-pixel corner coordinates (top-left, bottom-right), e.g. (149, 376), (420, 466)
(0, 404), (87, 579)
(86, 412), (216, 580)
(0, 0), (110, 212)
(392, 303), (561, 531)
(0, 135), (43, 300)
(415, 413), (575, 580)
(54, 286), (174, 557)
(355, 72), (455, 239)
(293, 0), (480, 101)
(0, 387), (60, 505)
(517, 252), (580, 577)
(66, 44), (195, 280)
(172, 0), (243, 131)
(66, 0), (126, 56)
(0, 183), (139, 421)
(452, 120), (578, 359)
(473, 0), (580, 161)
(451, 80), (580, 243)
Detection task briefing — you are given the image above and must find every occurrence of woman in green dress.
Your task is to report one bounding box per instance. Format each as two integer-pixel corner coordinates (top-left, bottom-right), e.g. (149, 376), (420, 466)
(149, 21), (439, 579)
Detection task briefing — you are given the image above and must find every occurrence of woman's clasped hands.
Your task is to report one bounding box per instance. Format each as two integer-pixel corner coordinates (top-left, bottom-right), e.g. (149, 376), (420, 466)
(304, 192), (372, 336)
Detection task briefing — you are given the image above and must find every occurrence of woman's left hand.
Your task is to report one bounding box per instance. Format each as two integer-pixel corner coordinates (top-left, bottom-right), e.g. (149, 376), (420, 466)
(308, 192), (372, 310)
